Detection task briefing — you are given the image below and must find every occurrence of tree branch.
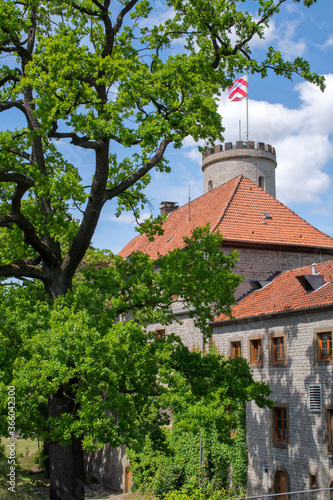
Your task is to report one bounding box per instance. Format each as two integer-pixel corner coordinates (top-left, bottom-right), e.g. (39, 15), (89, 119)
(0, 263), (46, 281)
(113, 0), (138, 36)
(0, 74), (20, 86)
(69, 1), (100, 17)
(0, 172), (61, 266)
(27, 8), (37, 56)
(5, 148), (32, 163)
(104, 137), (172, 202)
(61, 142), (111, 278)
(50, 132), (102, 150)
(0, 100), (28, 118)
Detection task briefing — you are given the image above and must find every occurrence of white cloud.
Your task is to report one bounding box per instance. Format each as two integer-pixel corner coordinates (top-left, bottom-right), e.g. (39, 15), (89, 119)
(248, 15), (307, 60)
(275, 134), (331, 204)
(140, 5), (174, 29)
(184, 147), (202, 164)
(323, 35), (333, 48)
(220, 74), (333, 204)
(177, 73), (333, 205)
(108, 211), (151, 224)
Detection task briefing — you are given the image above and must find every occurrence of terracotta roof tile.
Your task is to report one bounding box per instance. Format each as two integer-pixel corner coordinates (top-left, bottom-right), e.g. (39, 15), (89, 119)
(119, 175), (333, 259)
(214, 260), (333, 322)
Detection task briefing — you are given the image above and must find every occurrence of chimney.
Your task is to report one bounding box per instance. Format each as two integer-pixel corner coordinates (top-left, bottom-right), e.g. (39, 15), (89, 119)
(159, 201), (179, 216)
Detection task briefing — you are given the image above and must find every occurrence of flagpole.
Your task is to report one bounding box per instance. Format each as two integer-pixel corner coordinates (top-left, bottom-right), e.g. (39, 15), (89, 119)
(246, 71), (249, 142)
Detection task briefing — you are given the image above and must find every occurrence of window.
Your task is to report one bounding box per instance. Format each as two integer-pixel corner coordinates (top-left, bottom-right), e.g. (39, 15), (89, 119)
(272, 406), (288, 448)
(318, 332), (332, 360)
(273, 337), (285, 363)
(274, 407), (287, 442)
(328, 409), (333, 451)
(258, 176), (265, 189)
(231, 341), (241, 358)
(208, 180), (213, 192)
(309, 474), (317, 490)
(156, 329), (165, 339)
(251, 339), (262, 365)
(314, 329), (333, 365)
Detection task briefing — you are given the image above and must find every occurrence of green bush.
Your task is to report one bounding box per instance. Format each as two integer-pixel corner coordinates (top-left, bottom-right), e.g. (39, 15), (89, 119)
(130, 401), (248, 495)
(152, 456), (184, 497)
(160, 483), (244, 500)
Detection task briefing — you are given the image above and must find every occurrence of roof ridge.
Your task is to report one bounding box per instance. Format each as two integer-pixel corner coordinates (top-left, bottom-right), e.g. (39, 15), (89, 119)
(211, 174), (243, 233)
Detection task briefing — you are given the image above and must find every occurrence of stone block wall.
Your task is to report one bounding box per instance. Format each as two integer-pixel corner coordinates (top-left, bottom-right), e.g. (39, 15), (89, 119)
(211, 309), (333, 497)
(201, 142), (277, 196)
(84, 444), (129, 491)
(222, 246), (333, 300)
(149, 313), (204, 351)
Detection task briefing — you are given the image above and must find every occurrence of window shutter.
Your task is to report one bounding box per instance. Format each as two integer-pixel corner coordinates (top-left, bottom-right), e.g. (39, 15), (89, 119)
(309, 384), (322, 412)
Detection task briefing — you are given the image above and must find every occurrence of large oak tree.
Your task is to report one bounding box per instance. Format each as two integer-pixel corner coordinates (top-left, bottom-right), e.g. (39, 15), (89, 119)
(0, 0), (323, 498)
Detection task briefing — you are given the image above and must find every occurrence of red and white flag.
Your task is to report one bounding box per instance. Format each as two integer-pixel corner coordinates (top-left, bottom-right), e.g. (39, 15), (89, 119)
(228, 75), (248, 101)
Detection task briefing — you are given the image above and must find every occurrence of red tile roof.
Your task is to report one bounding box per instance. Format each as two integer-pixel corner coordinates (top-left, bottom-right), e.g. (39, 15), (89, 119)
(214, 260), (333, 322)
(119, 175), (333, 260)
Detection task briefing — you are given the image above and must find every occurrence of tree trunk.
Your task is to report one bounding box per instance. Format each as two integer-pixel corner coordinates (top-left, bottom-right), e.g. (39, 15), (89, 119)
(48, 388), (85, 500)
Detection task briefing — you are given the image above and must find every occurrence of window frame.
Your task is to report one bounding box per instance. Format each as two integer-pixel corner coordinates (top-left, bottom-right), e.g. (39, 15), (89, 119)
(319, 332), (332, 361)
(156, 329), (166, 339)
(271, 404), (289, 449)
(314, 328), (333, 366)
(248, 335), (264, 367)
(270, 333), (287, 367)
(230, 340), (242, 359)
(309, 473), (318, 490)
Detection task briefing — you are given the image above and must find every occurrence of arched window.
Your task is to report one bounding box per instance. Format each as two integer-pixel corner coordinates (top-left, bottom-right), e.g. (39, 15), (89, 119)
(208, 180), (213, 192)
(258, 176), (265, 189)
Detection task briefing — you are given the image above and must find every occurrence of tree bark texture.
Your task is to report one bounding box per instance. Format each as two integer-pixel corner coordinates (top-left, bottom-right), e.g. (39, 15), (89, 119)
(48, 393), (85, 500)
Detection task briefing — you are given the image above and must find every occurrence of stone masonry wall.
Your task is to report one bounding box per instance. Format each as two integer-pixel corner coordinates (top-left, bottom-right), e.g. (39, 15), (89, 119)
(84, 444), (129, 491)
(211, 309), (333, 497)
(223, 246), (333, 300)
(202, 142), (277, 196)
(149, 313), (203, 351)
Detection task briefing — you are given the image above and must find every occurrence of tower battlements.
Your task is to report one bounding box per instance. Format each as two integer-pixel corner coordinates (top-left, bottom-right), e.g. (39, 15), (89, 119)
(201, 141), (277, 197)
(202, 141), (276, 159)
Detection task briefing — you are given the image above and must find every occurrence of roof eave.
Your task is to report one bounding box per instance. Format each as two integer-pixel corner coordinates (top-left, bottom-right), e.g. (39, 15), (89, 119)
(211, 301), (333, 327)
(220, 238), (333, 254)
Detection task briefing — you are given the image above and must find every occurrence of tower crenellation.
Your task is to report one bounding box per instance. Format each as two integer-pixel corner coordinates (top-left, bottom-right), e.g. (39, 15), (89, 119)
(202, 141), (277, 197)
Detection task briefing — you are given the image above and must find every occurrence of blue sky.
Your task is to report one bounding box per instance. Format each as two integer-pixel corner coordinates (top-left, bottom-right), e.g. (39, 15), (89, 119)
(2, 0), (333, 255)
(94, 0), (333, 254)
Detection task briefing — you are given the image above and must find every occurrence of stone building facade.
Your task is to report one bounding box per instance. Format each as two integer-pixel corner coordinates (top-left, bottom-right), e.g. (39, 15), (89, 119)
(212, 261), (333, 497)
(114, 142), (333, 496)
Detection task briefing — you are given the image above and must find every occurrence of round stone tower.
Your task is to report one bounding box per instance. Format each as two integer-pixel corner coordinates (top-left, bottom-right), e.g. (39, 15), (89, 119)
(201, 140), (277, 196)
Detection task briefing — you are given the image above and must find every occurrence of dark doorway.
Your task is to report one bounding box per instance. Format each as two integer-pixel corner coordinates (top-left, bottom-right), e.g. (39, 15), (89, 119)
(274, 469), (289, 500)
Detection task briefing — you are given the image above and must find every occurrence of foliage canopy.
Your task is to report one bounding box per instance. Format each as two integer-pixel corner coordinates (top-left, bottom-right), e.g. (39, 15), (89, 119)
(0, 0), (324, 298)
(0, 0), (323, 498)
